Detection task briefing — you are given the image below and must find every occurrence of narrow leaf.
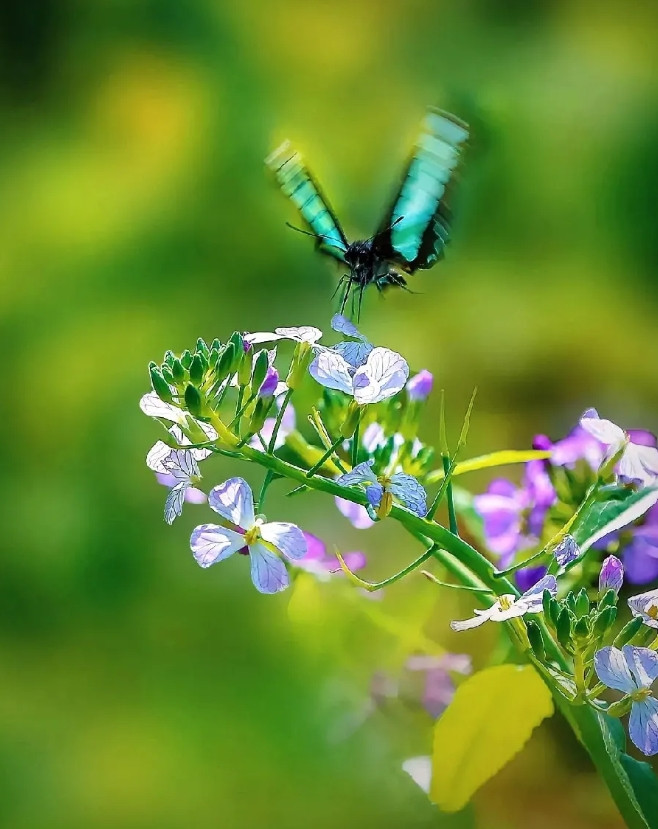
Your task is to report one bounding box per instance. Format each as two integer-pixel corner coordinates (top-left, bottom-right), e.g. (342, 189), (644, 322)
(425, 450), (552, 484)
(430, 665), (553, 812)
(574, 487), (658, 552)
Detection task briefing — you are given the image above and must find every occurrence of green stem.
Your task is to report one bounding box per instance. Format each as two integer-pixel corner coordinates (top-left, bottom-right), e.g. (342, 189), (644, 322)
(351, 420), (360, 468)
(258, 470), (275, 511)
(267, 388), (293, 454)
(442, 454), (458, 535)
(495, 548), (549, 577)
(337, 544), (438, 591)
(420, 570), (492, 593)
(305, 436), (344, 478)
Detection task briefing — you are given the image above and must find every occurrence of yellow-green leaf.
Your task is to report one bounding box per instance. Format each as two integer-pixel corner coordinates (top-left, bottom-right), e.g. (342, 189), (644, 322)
(430, 664), (553, 812)
(426, 450), (551, 484)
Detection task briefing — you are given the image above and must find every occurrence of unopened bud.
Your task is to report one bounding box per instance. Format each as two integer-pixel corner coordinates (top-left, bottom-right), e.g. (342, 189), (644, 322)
(184, 384), (203, 417)
(251, 350), (270, 394)
(613, 616), (644, 648)
(189, 354), (205, 385)
(599, 555), (624, 596)
(149, 362), (173, 403)
(340, 401), (363, 439)
(286, 340), (313, 390)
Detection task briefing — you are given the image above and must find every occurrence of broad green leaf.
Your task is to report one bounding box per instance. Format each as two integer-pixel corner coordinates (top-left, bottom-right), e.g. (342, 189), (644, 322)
(574, 487), (658, 552)
(620, 754), (658, 829)
(430, 665), (553, 812)
(426, 450), (551, 484)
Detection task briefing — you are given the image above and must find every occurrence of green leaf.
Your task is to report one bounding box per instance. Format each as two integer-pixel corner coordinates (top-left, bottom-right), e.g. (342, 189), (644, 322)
(574, 487), (658, 552)
(426, 449), (551, 484)
(620, 754), (658, 829)
(430, 665), (553, 812)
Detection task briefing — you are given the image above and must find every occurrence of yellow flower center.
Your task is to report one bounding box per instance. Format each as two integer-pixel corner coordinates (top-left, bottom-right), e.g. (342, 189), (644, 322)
(244, 525), (261, 546)
(499, 595), (515, 611)
(648, 604), (658, 620)
(631, 688), (653, 702)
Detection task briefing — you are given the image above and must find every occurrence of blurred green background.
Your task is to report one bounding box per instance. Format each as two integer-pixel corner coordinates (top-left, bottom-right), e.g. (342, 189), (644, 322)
(2, 0), (657, 826)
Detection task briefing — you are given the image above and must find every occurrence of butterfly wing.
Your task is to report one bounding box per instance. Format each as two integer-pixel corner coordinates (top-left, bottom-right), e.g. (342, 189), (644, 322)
(374, 109), (469, 274)
(266, 141), (348, 262)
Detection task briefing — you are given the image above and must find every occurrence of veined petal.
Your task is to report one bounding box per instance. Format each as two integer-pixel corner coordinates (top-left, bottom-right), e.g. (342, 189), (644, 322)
(309, 350), (354, 395)
(330, 314), (368, 341)
(208, 478), (255, 529)
(245, 326), (322, 345)
(623, 646), (658, 689)
(629, 697), (658, 756)
(190, 524), (245, 568)
(628, 589), (658, 629)
(146, 440), (174, 473)
(260, 521), (307, 560)
(337, 460), (378, 487)
(389, 473), (428, 516)
(450, 606), (495, 631)
(580, 411), (626, 449)
(352, 347), (409, 404)
(594, 647), (638, 693)
(140, 392), (186, 424)
(333, 340), (374, 368)
(162, 449), (200, 481)
(164, 483), (187, 524)
(618, 444), (657, 488)
(521, 574), (558, 599)
(249, 542), (290, 593)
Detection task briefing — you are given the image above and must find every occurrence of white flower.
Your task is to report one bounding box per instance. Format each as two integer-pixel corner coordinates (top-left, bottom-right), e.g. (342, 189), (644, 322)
(190, 477), (307, 594)
(337, 459), (427, 517)
(148, 448), (204, 524)
(244, 326), (323, 346)
(580, 409), (658, 488)
(140, 393), (218, 440)
(628, 589), (658, 630)
(450, 575), (557, 632)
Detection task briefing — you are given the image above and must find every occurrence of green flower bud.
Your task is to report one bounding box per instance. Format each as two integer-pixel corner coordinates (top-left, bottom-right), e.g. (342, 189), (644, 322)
(594, 606), (617, 638)
(237, 350), (253, 387)
(171, 358), (185, 384)
(286, 340), (313, 391)
(574, 616), (590, 641)
(216, 343), (236, 381)
(598, 589), (618, 611)
(613, 616), (645, 648)
(248, 395), (275, 435)
(575, 588), (590, 618)
(163, 350), (176, 368)
(161, 366), (175, 386)
(189, 354), (205, 385)
(566, 592), (577, 615)
(251, 350), (270, 394)
(542, 590), (554, 624)
(526, 621), (545, 661)
(196, 338), (210, 358)
(209, 348), (220, 370)
(180, 349), (192, 369)
(210, 338), (221, 351)
(184, 383), (203, 417)
(556, 607), (572, 649)
(340, 401), (364, 439)
(149, 362), (173, 403)
(548, 597), (561, 629)
(606, 697), (634, 718)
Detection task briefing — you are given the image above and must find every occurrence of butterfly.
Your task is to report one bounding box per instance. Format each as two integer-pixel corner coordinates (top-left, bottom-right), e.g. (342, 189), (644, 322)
(266, 108), (469, 318)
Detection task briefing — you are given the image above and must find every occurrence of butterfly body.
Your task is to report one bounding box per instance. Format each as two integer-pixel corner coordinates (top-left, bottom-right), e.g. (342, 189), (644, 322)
(266, 109), (468, 315)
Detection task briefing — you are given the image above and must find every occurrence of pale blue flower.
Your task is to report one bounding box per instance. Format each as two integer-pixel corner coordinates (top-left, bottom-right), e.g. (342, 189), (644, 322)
(554, 535), (580, 569)
(594, 646), (658, 756)
(147, 425), (210, 523)
(190, 477), (307, 594)
(310, 347), (409, 404)
(628, 588), (658, 630)
(337, 460), (427, 517)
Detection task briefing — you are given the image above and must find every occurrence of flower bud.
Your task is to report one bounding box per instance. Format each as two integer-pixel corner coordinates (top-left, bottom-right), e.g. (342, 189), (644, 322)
(196, 338), (210, 358)
(237, 350), (253, 387)
(575, 588), (590, 618)
(172, 357), (185, 384)
(180, 349), (192, 369)
(406, 369), (433, 402)
(149, 362), (173, 403)
(161, 366), (175, 386)
(248, 395), (275, 434)
(599, 589), (617, 610)
(251, 350), (270, 394)
(340, 401), (363, 439)
(613, 616), (644, 648)
(594, 606), (617, 637)
(286, 340), (313, 391)
(574, 616), (590, 641)
(189, 354), (205, 385)
(556, 607), (572, 648)
(163, 350), (176, 368)
(184, 383), (203, 417)
(599, 555), (624, 596)
(526, 621), (545, 661)
(216, 343), (236, 381)
(258, 367), (279, 398)
(606, 697), (634, 718)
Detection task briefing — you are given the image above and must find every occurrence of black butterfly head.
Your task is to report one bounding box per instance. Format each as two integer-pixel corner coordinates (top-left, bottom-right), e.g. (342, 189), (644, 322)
(343, 240), (376, 287)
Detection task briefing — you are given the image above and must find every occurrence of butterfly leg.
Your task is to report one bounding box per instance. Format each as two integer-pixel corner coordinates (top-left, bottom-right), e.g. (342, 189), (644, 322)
(332, 274), (347, 301)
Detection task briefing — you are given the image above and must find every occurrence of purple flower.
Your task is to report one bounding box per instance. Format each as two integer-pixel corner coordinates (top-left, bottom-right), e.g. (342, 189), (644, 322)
(533, 425), (606, 470)
(258, 366), (280, 397)
(337, 460), (427, 518)
(554, 535), (580, 569)
(296, 532), (366, 580)
(335, 496), (375, 530)
(622, 504), (658, 585)
(190, 477), (307, 594)
(407, 370), (433, 402)
(580, 409), (658, 487)
(599, 555), (624, 594)
(406, 653), (471, 718)
(594, 646), (658, 756)
(474, 461), (556, 565)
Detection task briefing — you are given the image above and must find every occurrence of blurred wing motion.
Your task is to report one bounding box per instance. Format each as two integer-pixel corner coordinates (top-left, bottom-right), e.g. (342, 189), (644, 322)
(266, 141), (348, 262)
(374, 109), (469, 273)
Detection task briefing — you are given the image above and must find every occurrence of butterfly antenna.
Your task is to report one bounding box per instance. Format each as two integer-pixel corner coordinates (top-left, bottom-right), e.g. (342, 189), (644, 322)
(286, 222), (346, 247)
(367, 215), (405, 244)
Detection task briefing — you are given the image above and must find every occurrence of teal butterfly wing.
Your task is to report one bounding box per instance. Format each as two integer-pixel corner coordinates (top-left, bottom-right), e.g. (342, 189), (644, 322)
(266, 141), (348, 262)
(374, 109), (469, 273)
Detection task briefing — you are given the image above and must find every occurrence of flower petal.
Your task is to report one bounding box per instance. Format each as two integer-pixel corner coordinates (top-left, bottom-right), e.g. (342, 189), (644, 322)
(554, 535), (580, 568)
(185, 486), (207, 505)
(580, 411), (626, 449)
(365, 482), (384, 507)
(450, 606), (494, 631)
(309, 349), (354, 395)
(208, 478), (255, 528)
(260, 521), (307, 560)
(330, 314), (368, 341)
(352, 347), (409, 404)
(147, 440), (174, 473)
(623, 645), (658, 689)
(336, 460), (378, 488)
(249, 542), (290, 593)
(245, 325), (322, 345)
(190, 524), (245, 567)
(335, 496), (375, 529)
(628, 589), (658, 629)
(162, 449), (200, 481)
(521, 574), (558, 600)
(389, 473), (428, 516)
(139, 392), (186, 424)
(628, 697), (658, 756)
(594, 646), (637, 693)
(333, 340), (374, 368)
(164, 483), (187, 524)
(618, 444), (658, 488)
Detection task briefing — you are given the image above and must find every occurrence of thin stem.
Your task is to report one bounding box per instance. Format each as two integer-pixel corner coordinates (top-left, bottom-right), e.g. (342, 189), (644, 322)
(426, 454), (457, 521)
(587, 682), (607, 700)
(495, 548), (549, 577)
(305, 436), (344, 478)
(442, 454), (458, 535)
(336, 545), (438, 592)
(307, 410), (348, 473)
(267, 388), (293, 454)
(351, 420), (360, 469)
(228, 392), (257, 428)
(258, 469), (275, 511)
(421, 570), (492, 593)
